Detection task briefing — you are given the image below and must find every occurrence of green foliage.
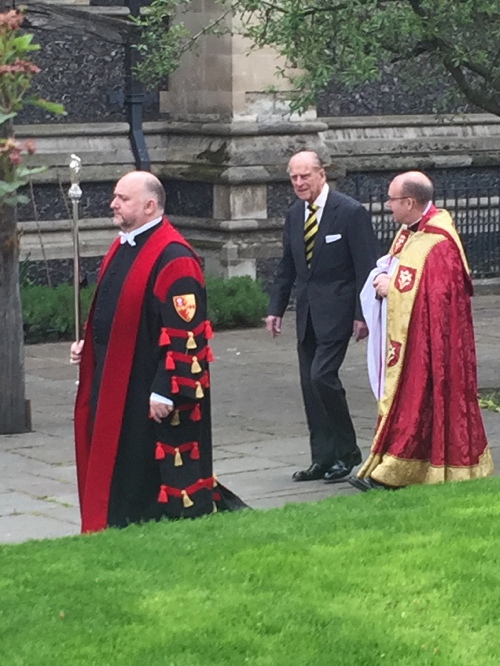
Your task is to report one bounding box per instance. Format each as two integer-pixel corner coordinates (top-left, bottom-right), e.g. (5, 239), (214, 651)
(131, 0), (228, 87)
(24, 97), (65, 115)
(134, 0), (500, 115)
(131, 0), (191, 86)
(21, 284), (96, 344)
(21, 276), (268, 343)
(206, 275), (268, 329)
(2, 478), (500, 664)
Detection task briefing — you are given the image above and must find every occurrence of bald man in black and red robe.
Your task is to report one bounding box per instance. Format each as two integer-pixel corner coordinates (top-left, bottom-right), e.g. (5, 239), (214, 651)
(72, 171), (244, 532)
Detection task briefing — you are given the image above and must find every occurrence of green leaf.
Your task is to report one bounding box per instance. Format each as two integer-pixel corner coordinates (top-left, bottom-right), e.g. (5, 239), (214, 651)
(0, 111), (17, 125)
(0, 181), (25, 196)
(25, 98), (66, 115)
(0, 193), (28, 207)
(11, 34), (40, 53)
(15, 166), (47, 178)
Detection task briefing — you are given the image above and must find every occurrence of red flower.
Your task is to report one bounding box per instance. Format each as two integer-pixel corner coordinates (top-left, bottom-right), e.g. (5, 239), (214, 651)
(24, 140), (36, 155)
(0, 10), (23, 32)
(9, 150), (22, 165)
(0, 59), (40, 75)
(0, 137), (23, 165)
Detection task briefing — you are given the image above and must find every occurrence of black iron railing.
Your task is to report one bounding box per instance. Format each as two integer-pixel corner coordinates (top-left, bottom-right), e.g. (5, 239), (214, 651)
(365, 188), (500, 278)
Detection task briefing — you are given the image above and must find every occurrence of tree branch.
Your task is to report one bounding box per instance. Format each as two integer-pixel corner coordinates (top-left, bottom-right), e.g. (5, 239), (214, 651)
(442, 57), (500, 115)
(179, 8), (231, 52)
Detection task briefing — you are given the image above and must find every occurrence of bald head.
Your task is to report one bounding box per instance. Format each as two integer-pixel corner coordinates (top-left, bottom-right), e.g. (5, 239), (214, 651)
(393, 171), (434, 206)
(111, 171), (166, 231)
(386, 171), (434, 226)
(118, 171), (166, 209)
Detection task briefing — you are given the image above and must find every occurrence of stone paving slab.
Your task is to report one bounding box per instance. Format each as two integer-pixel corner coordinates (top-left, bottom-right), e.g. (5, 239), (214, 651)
(0, 514), (79, 544)
(0, 491), (59, 517)
(0, 295), (499, 544)
(33, 505), (80, 526)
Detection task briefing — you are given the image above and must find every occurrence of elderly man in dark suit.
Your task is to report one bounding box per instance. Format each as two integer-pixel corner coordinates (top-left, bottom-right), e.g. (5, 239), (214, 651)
(265, 150), (379, 482)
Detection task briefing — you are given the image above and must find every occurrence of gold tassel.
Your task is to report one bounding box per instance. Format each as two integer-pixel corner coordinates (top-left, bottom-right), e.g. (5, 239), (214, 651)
(186, 331), (197, 350)
(170, 409), (180, 426)
(195, 382), (204, 399)
(190, 356), (202, 374)
(212, 502), (218, 513)
(181, 490), (194, 508)
(174, 447), (183, 467)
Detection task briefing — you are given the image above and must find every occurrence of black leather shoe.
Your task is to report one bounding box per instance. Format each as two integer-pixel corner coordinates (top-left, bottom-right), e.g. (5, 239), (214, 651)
(323, 460), (354, 483)
(347, 476), (392, 492)
(292, 463), (328, 482)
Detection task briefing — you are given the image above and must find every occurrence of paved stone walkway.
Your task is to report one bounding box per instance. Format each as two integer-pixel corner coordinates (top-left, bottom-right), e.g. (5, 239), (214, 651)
(1, 295), (499, 543)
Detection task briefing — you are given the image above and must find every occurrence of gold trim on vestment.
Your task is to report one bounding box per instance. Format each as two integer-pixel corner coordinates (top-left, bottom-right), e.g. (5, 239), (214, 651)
(373, 232), (443, 443)
(372, 210), (470, 453)
(358, 448), (494, 487)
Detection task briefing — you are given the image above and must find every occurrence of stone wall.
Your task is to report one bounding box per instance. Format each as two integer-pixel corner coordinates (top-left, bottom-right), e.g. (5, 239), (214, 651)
(17, 114), (500, 286)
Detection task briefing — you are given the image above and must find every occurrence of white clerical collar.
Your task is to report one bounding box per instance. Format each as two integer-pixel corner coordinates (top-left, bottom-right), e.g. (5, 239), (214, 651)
(118, 216), (162, 247)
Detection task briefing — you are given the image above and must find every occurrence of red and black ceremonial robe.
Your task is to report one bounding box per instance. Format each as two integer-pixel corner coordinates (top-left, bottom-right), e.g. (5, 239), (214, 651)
(74, 218), (214, 532)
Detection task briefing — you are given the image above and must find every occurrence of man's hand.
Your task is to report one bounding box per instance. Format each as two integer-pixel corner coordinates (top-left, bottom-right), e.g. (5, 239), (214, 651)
(265, 315), (282, 338)
(149, 400), (174, 424)
(373, 273), (391, 299)
(70, 340), (84, 365)
(352, 320), (368, 342)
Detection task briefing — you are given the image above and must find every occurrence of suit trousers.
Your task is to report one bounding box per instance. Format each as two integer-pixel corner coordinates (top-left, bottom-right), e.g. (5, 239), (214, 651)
(297, 317), (358, 467)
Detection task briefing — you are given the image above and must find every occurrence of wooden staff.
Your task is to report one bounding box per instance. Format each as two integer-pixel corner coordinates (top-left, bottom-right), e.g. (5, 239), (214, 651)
(68, 154), (82, 341)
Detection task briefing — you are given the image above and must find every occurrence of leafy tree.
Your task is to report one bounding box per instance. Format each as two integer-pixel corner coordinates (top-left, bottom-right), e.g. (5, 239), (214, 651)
(134, 0), (500, 115)
(0, 9), (64, 434)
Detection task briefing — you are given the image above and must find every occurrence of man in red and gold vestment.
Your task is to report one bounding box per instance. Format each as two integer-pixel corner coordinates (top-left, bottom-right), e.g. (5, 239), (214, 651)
(349, 171), (493, 491)
(70, 171), (245, 532)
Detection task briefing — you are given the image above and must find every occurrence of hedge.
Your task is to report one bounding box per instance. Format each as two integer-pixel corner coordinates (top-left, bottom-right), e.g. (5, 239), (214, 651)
(21, 276), (269, 344)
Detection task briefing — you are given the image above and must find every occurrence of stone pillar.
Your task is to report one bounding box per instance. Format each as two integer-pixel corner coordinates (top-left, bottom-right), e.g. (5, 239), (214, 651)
(161, 1), (314, 123)
(160, 1), (318, 277)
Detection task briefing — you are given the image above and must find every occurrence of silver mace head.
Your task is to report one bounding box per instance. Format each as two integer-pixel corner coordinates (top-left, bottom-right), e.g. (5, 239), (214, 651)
(68, 154), (82, 201)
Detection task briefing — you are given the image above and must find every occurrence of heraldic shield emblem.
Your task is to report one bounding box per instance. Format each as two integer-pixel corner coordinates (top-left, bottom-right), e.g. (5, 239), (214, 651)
(173, 294), (196, 322)
(395, 265), (416, 293)
(387, 340), (402, 367)
(392, 230), (410, 256)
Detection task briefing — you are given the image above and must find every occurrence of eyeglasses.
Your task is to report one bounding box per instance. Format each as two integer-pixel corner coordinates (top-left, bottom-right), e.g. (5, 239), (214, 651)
(386, 196), (410, 202)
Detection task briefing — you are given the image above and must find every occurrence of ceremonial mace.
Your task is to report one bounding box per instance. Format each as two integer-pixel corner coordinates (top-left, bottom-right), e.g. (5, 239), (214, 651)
(68, 154), (82, 342)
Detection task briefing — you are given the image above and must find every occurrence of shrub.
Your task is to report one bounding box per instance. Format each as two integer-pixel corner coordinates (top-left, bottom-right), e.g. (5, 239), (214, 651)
(22, 284), (95, 344)
(21, 276), (268, 343)
(206, 275), (268, 329)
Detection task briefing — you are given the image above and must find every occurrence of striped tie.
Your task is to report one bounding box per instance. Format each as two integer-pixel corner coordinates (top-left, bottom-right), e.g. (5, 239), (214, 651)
(304, 203), (318, 267)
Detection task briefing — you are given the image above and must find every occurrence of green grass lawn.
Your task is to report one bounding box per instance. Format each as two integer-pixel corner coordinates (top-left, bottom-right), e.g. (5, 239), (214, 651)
(2, 478), (500, 666)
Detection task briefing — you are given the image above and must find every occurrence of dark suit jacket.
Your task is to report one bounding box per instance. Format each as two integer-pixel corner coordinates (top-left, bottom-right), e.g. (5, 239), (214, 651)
(268, 189), (379, 343)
